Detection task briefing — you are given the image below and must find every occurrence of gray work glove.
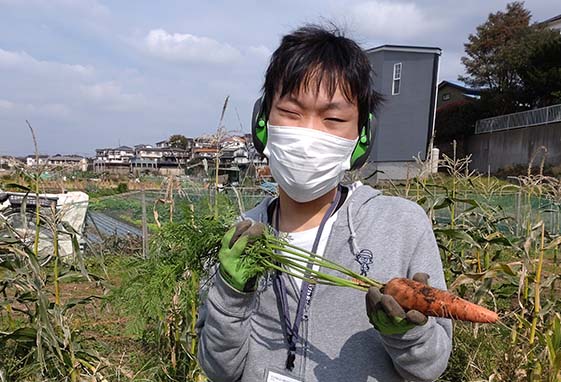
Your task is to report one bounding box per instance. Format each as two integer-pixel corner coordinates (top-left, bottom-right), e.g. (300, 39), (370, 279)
(366, 273), (429, 335)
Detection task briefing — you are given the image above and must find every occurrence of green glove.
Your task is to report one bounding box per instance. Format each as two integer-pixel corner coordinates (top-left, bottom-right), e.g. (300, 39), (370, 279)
(219, 220), (266, 292)
(366, 273), (429, 335)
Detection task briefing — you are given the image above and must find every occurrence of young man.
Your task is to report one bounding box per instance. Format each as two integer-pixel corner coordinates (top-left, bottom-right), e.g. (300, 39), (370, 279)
(197, 25), (452, 382)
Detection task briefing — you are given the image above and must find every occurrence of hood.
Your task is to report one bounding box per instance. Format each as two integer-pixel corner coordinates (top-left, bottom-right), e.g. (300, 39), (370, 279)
(336, 184), (383, 257)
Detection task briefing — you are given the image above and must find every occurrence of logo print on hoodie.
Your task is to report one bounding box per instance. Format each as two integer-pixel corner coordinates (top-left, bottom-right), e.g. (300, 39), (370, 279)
(355, 249), (373, 276)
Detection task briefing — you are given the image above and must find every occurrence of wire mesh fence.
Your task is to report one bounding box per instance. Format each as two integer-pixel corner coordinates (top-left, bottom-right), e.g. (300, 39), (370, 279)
(434, 191), (560, 236)
(475, 103), (561, 134)
(86, 182), (561, 250)
(84, 184), (271, 252)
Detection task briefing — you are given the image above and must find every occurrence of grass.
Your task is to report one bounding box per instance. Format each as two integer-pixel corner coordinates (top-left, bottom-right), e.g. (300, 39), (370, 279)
(3, 158), (561, 381)
(0, 253), (171, 380)
(61, 258), (161, 381)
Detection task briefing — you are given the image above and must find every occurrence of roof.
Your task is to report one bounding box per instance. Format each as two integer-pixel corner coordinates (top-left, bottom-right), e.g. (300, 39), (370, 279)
(223, 136), (246, 143)
(49, 154), (84, 157)
(136, 147), (164, 152)
(130, 157), (157, 163)
(438, 80), (481, 96)
(115, 145), (133, 151)
(48, 156), (84, 161)
(542, 14), (561, 24)
(366, 44), (441, 55)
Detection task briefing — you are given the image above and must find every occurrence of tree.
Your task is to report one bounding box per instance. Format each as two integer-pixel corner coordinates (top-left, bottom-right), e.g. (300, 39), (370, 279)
(460, 2), (561, 114)
(435, 101), (480, 143)
(434, 99), (491, 159)
(517, 29), (561, 108)
(459, 2), (532, 114)
(168, 134), (189, 150)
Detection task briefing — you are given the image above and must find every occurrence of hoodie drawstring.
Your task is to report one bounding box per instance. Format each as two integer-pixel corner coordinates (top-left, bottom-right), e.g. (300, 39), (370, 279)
(347, 198), (362, 256)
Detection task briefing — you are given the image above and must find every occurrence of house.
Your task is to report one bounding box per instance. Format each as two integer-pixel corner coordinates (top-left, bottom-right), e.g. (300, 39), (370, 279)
(364, 45), (442, 181)
(436, 81), (481, 110)
(135, 145), (161, 162)
(243, 133), (267, 167)
(158, 148), (190, 168)
(47, 155), (88, 172)
(221, 136), (246, 151)
(542, 13), (561, 32)
(0, 156), (24, 172)
(183, 137), (195, 152)
(220, 136), (247, 166)
(157, 137), (195, 151)
(129, 146), (159, 173)
(24, 154), (88, 173)
(155, 140), (169, 148)
(193, 136), (216, 150)
(93, 135), (250, 177)
(192, 147), (219, 159)
(106, 146), (134, 164)
(93, 146), (134, 174)
(26, 155), (49, 167)
(233, 148), (249, 165)
(94, 142), (193, 175)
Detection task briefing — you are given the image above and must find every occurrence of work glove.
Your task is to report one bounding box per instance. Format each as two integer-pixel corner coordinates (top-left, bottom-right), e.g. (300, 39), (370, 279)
(366, 273), (429, 335)
(219, 220), (266, 293)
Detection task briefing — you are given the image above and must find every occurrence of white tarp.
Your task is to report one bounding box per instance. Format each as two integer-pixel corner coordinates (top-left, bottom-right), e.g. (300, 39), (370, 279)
(48, 191), (89, 257)
(2, 191), (89, 258)
(48, 191), (89, 236)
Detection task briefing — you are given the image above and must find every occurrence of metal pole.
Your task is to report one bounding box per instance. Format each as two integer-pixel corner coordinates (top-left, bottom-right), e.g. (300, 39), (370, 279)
(141, 186), (148, 259)
(516, 190), (522, 237)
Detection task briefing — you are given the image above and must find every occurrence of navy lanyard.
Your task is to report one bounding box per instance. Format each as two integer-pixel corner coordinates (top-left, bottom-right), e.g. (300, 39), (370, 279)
(271, 187), (342, 371)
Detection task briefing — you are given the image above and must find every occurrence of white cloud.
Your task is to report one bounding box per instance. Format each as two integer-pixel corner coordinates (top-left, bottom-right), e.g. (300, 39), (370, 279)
(0, 99), (16, 110)
(80, 81), (145, 111)
(38, 103), (71, 117)
(0, 0), (109, 18)
(0, 99), (71, 118)
(439, 51), (466, 82)
(247, 45), (272, 60)
(0, 48), (145, 125)
(144, 29), (242, 64)
(349, 1), (439, 40)
(0, 49), (94, 77)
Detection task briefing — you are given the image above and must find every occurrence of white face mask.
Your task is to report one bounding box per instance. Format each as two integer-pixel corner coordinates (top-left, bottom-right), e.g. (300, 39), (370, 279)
(263, 124), (358, 203)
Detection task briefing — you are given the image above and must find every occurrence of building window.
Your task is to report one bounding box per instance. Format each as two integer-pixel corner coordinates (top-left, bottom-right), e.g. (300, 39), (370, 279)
(442, 93), (451, 101)
(392, 63), (401, 95)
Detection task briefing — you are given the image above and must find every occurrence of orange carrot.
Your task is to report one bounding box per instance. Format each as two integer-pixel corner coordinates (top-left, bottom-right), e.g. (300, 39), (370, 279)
(382, 278), (499, 323)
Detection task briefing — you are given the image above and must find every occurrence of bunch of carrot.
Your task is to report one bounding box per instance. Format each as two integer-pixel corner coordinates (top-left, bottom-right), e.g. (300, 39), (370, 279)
(243, 233), (499, 324)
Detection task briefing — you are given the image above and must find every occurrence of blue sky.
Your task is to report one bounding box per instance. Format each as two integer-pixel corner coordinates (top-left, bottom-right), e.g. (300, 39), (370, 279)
(0, 0), (557, 156)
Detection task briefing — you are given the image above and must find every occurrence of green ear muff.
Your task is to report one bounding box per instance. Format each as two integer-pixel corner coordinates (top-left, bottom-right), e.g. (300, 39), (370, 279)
(252, 97), (269, 154)
(255, 117), (268, 150)
(350, 113), (373, 169)
(351, 127), (369, 168)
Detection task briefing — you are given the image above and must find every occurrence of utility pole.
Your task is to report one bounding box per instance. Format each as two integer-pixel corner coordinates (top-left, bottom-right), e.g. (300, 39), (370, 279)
(141, 186), (148, 259)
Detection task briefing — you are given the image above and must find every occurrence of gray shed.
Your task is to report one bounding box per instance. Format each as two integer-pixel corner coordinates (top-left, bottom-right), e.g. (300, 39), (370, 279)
(365, 45), (441, 181)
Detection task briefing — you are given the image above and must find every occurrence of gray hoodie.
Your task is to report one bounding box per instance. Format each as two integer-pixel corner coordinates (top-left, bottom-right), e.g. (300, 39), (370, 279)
(197, 185), (452, 382)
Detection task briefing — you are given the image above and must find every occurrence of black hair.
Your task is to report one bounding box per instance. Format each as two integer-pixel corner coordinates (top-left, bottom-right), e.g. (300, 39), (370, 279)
(262, 24), (383, 129)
